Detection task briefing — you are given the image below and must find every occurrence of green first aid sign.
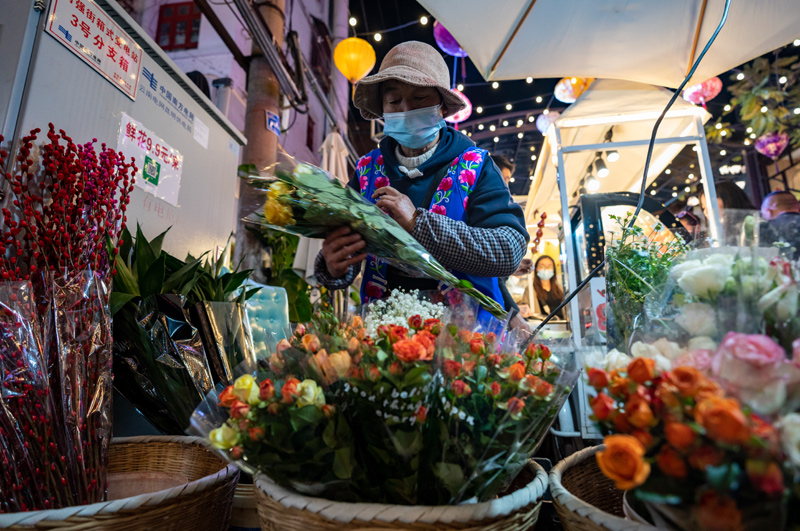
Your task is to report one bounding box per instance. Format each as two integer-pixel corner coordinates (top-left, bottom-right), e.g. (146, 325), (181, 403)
(143, 156), (161, 186)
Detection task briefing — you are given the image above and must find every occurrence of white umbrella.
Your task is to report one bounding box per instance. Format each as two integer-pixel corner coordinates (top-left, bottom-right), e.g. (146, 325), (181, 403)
(417, 0), (799, 87)
(292, 132), (351, 283)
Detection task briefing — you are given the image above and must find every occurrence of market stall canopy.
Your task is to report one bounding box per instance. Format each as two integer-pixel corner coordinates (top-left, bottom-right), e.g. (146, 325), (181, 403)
(416, 0), (799, 87)
(523, 80), (711, 234)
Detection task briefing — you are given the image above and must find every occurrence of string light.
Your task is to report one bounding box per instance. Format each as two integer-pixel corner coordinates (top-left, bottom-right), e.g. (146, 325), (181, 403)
(374, 33), (382, 41)
(688, 173), (694, 179)
(506, 103), (513, 110)
(476, 106), (483, 113)
(420, 16), (429, 25)
(685, 187), (691, 193)
(457, 83), (464, 91)
(517, 132), (524, 139)
(794, 108), (800, 115)
(746, 127), (753, 133)
(530, 146), (536, 151)
(531, 155), (537, 161)
(724, 104), (731, 111)
(736, 73), (745, 80)
(489, 124), (496, 131)
(720, 130), (727, 136)
(761, 105), (768, 113)
(516, 119), (523, 127)
(502, 120), (509, 126)
(570, 77), (578, 84)
(672, 192), (678, 197)
(650, 190), (657, 195)
(744, 139), (751, 145)
(720, 150), (727, 155)
(493, 136), (499, 142)
(535, 96), (542, 103)
(528, 116), (535, 122)
(543, 109), (549, 115)
(750, 133), (756, 139)
(715, 123), (722, 129)
(665, 169), (671, 174)
(492, 82), (499, 89)
(795, 39), (800, 46)
(349, 17), (357, 26)
(478, 124), (484, 130)
(510, 177), (516, 183)
(529, 175), (534, 180)
(779, 76), (788, 84)
(526, 77), (533, 83)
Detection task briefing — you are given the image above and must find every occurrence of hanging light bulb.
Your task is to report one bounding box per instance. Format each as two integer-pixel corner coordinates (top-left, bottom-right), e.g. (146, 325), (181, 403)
(489, 124), (496, 131)
(736, 73), (745, 80)
(535, 96), (543, 103)
(526, 77), (533, 83)
(528, 115), (535, 123)
(779, 76), (788, 84)
(516, 119), (523, 127)
(606, 150), (619, 162)
(506, 103), (513, 110)
(724, 104), (731, 111)
(502, 120), (509, 127)
(509, 177), (515, 182)
(543, 109), (549, 115)
(720, 130), (727, 136)
(457, 83), (464, 91)
(715, 123), (722, 129)
(650, 190), (657, 195)
(420, 16), (429, 25)
(477, 124), (484, 130)
(586, 175), (600, 192)
(595, 156), (609, 178)
(517, 132), (524, 139)
(476, 106), (483, 113)
(665, 169), (671, 174)
(374, 33), (382, 41)
(492, 82), (499, 89)
(493, 136), (499, 143)
(531, 155), (537, 161)
(348, 17), (357, 26)
(720, 149), (727, 155)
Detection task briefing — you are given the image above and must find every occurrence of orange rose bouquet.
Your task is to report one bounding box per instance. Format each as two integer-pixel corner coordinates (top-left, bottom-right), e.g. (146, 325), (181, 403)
(424, 323), (578, 504)
(590, 359), (787, 529)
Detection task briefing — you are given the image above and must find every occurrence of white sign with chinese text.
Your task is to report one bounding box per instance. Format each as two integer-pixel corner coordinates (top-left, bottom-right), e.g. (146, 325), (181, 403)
(117, 113), (183, 206)
(46, 0), (143, 100)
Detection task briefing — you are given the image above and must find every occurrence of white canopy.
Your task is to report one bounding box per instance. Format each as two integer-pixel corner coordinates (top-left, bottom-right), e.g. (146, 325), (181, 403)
(417, 0), (800, 88)
(524, 79), (711, 235)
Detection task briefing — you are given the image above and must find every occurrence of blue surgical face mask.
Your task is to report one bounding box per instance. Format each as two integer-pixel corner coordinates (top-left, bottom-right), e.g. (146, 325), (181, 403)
(382, 105), (445, 149)
(537, 269), (555, 281)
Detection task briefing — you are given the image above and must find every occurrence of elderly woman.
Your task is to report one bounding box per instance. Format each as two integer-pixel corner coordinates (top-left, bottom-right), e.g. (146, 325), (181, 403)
(315, 41), (529, 322)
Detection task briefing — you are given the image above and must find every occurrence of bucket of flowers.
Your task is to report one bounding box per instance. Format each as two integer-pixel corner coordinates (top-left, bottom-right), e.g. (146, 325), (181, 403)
(191, 291), (577, 530)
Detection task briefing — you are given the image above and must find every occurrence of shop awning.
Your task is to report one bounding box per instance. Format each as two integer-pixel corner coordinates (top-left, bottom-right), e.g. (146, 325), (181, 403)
(416, 0), (799, 88)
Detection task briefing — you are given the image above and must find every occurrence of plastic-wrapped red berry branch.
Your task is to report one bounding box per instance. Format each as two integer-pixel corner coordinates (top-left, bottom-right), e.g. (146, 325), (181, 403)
(0, 124), (135, 512)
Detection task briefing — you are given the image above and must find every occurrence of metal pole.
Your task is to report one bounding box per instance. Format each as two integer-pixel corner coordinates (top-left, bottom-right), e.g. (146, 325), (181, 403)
(554, 125), (582, 348)
(694, 115), (723, 241)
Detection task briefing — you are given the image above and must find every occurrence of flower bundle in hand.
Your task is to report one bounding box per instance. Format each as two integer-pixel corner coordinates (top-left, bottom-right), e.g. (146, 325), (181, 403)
(245, 161), (506, 318)
(0, 125), (135, 512)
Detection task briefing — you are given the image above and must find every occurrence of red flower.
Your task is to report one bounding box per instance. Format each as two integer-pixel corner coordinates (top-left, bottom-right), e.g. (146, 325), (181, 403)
(248, 426), (265, 441)
(259, 379), (276, 400)
(665, 422), (696, 452)
(746, 460), (784, 496)
(485, 332), (497, 344)
(463, 150), (482, 162)
(631, 429), (653, 449)
(488, 381), (501, 397)
(657, 446), (688, 479)
(390, 361), (403, 376)
(322, 404), (336, 418)
(443, 360), (462, 378)
(438, 176), (453, 192)
(506, 397), (525, 415)
(408, 314), (423, 330)
(423, 318), (442, 335)
(281, 378), (300, 404)
(462, 361), (476, 374)
(458, 169), (476, 186)
(486, 354), (500, 366)
(219, 385), (237, 408)
(375, 176), (390, 189)
(367, 365), (381, 381)
(470, 338), (485, 355)
(627, 357), (656, 384)
(357, 156), (372, 168)
(366, 282), (384, 299)
(230, 400), (250, 419)
(507, 361), (526, 382)
(587, 368), (610, 390)
(393, 339), (426, 363)
(590, 393), (615, 421)
(451, 380), (471, 397)
(415, 405), (427, 422)
(535, 379), (553, 398)
(412, 330), (436, 360)
(389, 325), (408, 343)
(376, 155), (384, 166)
(230, 446), (244, 460)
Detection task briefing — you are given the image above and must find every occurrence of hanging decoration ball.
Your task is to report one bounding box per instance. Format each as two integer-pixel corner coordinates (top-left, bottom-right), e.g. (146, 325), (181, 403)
(536, 111), (560, 134)
(755, 131), (790, 160)
(333, 37), (376, 84)
(682, 77), (722, 107)
(444, 90), (472, 124)
(554, 77), (593, 104)
(433, 21), (468, 57)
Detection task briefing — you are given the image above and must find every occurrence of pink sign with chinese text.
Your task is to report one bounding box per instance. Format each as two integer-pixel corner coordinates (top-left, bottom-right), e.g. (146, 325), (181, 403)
(46, 0), (143, 100)
(118, 113), (183, 206)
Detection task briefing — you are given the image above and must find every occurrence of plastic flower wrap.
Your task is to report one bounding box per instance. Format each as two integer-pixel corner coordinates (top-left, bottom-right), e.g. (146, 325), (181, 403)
(241, 158), (506, 318)
(589, 359), (786, 529)
(425, 308), (578, 504)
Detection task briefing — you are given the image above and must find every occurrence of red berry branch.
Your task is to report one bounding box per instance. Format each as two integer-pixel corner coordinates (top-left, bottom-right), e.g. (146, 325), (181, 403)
(0, 124), (135, 512)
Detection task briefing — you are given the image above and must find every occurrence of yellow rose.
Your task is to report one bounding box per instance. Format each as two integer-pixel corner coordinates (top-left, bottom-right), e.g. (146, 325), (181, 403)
(267, 181), (293, 200)
(295, 379), (326, 408)
(263, 199), (294, 226)
(233, 374), (261, 405)
(329, 351), (351, 379)
(209, 424), (240, 450)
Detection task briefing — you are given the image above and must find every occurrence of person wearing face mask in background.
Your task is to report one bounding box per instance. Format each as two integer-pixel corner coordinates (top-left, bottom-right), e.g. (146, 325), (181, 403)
(314, 41), (529, 317)
(533, 255), (564, 319)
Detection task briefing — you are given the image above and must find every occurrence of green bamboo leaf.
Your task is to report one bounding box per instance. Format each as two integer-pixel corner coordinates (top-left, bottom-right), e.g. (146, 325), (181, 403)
(149, 227), (170, 257)
(140, 254), (166, 298)
(109, 292), (139, 316)
(135, 224), (157, 281)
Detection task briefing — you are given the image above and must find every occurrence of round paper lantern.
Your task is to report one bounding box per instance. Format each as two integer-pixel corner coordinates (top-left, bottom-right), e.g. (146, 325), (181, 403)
(554, 77), (593, 104)
(334, 37), (376, 84)
(536, 111), (560, 134)
(682, 77), (722, 107)
(444, 90), (472, 124)
(433, 21), (468, 57)
(755, 131), (790, 160)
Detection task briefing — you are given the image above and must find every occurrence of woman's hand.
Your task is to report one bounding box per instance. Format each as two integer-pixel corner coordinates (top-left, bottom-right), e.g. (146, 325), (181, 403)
(373, 187), (417, 232)
(321, 226), (367, 278)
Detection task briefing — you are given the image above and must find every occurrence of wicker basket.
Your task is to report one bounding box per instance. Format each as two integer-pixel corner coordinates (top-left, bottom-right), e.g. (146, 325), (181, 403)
(549, 445), (655, 531)
(0, 436), (239, 530)
(255, 461), (547, 530)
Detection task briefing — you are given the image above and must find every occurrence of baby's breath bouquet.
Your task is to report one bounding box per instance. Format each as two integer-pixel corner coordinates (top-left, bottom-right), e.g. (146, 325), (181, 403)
(363, 290), (445, 337)
(240, 160), (506, 318)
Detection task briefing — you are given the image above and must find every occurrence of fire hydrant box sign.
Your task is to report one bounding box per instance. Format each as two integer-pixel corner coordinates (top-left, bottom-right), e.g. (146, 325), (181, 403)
(118, 113), (183, 206)
(45, 0), (143, 100)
